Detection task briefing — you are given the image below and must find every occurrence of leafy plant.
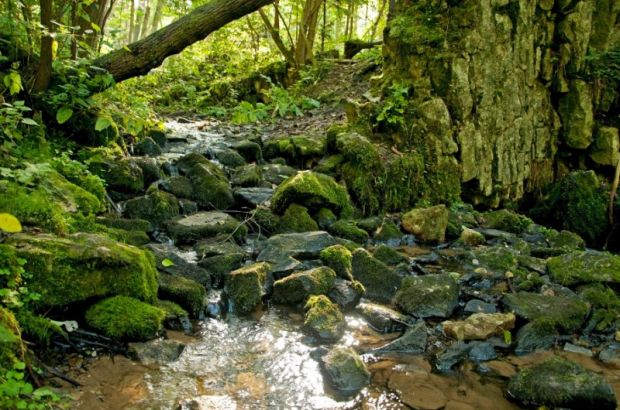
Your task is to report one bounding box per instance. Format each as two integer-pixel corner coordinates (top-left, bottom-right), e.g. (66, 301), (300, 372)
(0, 362), (61, 410)
(231, 101), (268, 124)
(375, 83), (409, 127)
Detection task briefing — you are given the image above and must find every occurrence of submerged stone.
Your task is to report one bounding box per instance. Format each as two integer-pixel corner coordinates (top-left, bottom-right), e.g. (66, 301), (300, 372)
(373, 322), (427, 353)
(321, 347), (370, 394)
(395, 273), (459, 318)
(357, 302), (410, 333)
(441, 313), (515, 341)
(257, 231), (337, 262)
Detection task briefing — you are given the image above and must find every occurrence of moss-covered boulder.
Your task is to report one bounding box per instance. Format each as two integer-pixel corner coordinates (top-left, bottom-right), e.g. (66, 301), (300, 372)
(277, 204), (319, 233)
(263, 135), (326, 166)
(124, 191), (180, 227)
(315, 207), (337, 229)
(579, 284), (620, 333)
(157, 300), (191, 333)
(547, 251), (620, 286)
(89, 157), (144, 195)
(233, 140), (263, 164)
(459, 227), (485, 246)
(135, 137), (162, 157)
(166, 211), (247, 244)
(590, 127), (620, 166)
(225, 262), (270, 314)
(304, 295), (345, 341)
(160, 176), (194, 199)
(441, 313), (516, 341)
(351, 249), (401, 302)
(320, 245), (353, 279)
(481, 209), (532, 234)
(158, 273), (205, 317)
(231, 164), (263, 187)
(401, 205), (449, 243)
(507, 357), (616, 409)
(394, 273), (459, 318)
(85, 296), (165, 341)
(530, 171), (608, 243)
(321, 347), (370, 394)
(373, 218), (402, 242)
(502, 291), (588, 332)
(272, 266), (336, 304)
(372, 245), (408, 266)
(257, 231), (337, 262)
(472, 246), (519, 274)
(176, 153), (234, 209)
(271, 171), (350, 215)
(7, 233), (158, 306)
(327, 220), (369, 244)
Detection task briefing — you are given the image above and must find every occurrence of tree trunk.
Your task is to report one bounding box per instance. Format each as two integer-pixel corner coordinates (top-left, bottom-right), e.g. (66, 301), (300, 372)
(138, 2), (151, 40)
(370, 0), (387, 40)
(259, 8), (296, 66)
(128, 0), (136, 44)
(92, 0), (275, 83)
(33, 0), (53, 92)
(149, 0), (164, 35)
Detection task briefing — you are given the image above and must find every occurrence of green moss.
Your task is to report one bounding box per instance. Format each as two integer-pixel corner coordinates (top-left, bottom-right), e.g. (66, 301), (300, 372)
(474, 246), (519, 273)
(156, 300), (188, 319)
(383, 153), (425, 211)
(304, 295), (345, 340)
(263, 135), (326, 166)
(482, 210), (533, 234)
(394, 273), (459, 318)
(272, 266), (336, 304)
(106, 228), (151, 246)
(225, 262), (270, 314)
(96, 217), (151, 232)
(314, 154), (345, 176)
(579, 284), (620, 332)
(356, 216), (382, 232)
(271, 171), (351, 215)
(502, 292), (589, 332)
(85, 296), (165, 341)
(187, 162), (234, 209)
(0, 307), (22, 370)
(374, 218), (402, 241)
(252, 206), (281, 235)
(15, 310), (65, 347)
(530, 171), (608, 243)
(512, 269), (545, 292)
(124, 190), (180, 227)
(372, 245), (408, 266)
(7, 233), (159, 307)
(158, 273), (206, 317)
(328, 220), (369, 244)
(387, 1), (445, 50)
(278, 204), (319, 233)
(232, 164), (263, 187)
(422, 157), (462, 205)
(351, 248), (401, 302)
(52, 158), (107, 208)
(320, 245), (353, 279)
(88, 157), (144, 194)
(314, 207), (337, 229)
(547, 251), (620, 286)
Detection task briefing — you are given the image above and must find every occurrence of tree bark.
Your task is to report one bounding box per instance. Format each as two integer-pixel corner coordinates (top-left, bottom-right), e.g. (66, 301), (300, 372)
(33, 0), (53, 92)
(149, 0), (164, 35)
(93, 0), (275, 83)
(259, 8), (296, 66)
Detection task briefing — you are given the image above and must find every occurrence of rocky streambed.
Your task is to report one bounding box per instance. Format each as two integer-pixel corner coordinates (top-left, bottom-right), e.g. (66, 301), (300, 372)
(54, 120), (620, 409)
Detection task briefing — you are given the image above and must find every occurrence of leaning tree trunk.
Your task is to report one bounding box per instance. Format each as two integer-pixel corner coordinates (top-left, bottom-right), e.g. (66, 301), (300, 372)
(93, 0), (274, 83)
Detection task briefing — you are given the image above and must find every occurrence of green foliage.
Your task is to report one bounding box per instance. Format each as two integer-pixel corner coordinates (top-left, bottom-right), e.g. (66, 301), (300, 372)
(0, 362), (61, 410)
(375, 83), (409, 127)
(231, 101), (268, 124)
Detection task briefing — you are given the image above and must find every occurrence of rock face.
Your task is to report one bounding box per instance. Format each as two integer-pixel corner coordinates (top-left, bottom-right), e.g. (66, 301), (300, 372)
(321, 347), (370, 394)
(401, 205), (449, 243)
(442, 313), (515, 341)
(395, 273), (459, 318)
(383, 0), (619, 207)
(507, 357), (617, 410)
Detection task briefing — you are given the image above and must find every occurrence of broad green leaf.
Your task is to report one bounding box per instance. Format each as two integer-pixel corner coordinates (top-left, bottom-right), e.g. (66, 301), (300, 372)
(95, 117), (112, 131)
(0, 213), (22, 233)
(162, 258), (175, 267)
(21, 118), (39, 126)
(91, 22), (101, 32)
(56, 106), (73, 124)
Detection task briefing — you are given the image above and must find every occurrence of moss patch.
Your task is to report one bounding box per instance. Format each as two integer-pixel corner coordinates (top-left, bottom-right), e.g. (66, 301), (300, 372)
(278, 204), (319, 233)
(304, 295), (345, 341)
(481, 210), (532, 234)
(225, 262), (270, 314)
(271, 171), (350, 215)
(320, 245), (353, 279)
(502, 292), (588, 332)
(547, 251), (620, 286)
(272, 266), (336, 304)
(158, 273), (205, 317)
(328, 220), (369, 244)
(351, 248), (401, 302)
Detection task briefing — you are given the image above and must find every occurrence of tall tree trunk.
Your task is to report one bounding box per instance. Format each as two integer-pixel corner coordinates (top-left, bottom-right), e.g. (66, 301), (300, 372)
(294, 0), (323, 65)
(34, 0), (53, 92)
(71, 0), (78, 59)
(370, 0), (387, 40)
(128, 0), (136, 44)
(149, 0), (164, 35)
(92, 0), (275, 83)
(138, 2), (151, 40)
(259, 8), (296, 66)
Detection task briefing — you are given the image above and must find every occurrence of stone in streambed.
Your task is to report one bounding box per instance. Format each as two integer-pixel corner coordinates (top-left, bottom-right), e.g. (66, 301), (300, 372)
(271, 171), (350, 215)
(128, 339), (185, 365)
(225, 262), (270, 314)
(327, 279), (364, 310)
(441, 313), (515, 340)
(502, 291), (588, 332)
(321, 347), (370, 394)
(257, 231), (337, 262)
(304, 295), (345, 341)
(320, 245), (353, 279)
(547, 251), (620, 286)
(166, 211), (247, 244)
(395, 273), (459, 318)
(357, 302), (411, 333)
(401, 205), (449, 243)
(351, 248), (401, 303)
(124, 190), (180, 227)
(272, 266), (336, 304)
(373, 322), (427, 353)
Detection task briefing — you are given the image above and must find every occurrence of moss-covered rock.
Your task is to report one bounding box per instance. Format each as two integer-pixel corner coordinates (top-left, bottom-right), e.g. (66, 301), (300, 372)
(263, 135), (326, 166)
(160, 176), (194, 199)
(507, 357), (616, 409)
(233, 140), (263, 164)
(530, 171), (608, 243)
(7, 233), (158, 307)
(156, 300), (191, 332)
(225, 262), (270, 314)
(327, 220), (369, 243)
(135, 137), (162, 156)
(481, 210), (532, 234)
(89, 157), (144, 195)
(459, 227), (485, 246)
(15, 309), (65, 347)
(320, 245), (353, 279)
(351, 248), (401, 302)
(558, 80), (594, 149)
(590, 126), (620, 166)
(0, 307), (22, 370)
(96, 217), (151, 232)
(547, 251), (620, 286)
(271, 171), (350, 215)
(252, 206), (281, 235)
(231, 164), (263, 187)
(579, 284), (620, 332)
(124, 190), (180, 227)
(272, 266), (336, 304)
(401, 205), (449, 243)
(473, 246), (519, 274)
(158, 273), (205, 317)
(304, 295), (345, 341)
(278, 204), (319, 233)
(85, 296), (165, 341)
(372, 245), (408, 266)
(321, 347), (370, 394)
(167, 211), (247, 244)
(394, 273), (459, 318)
(502, 291), (588, 332)
(373, 218), (402, 242)
(314, 207), (337, 229)
(176, 153), (234, 209)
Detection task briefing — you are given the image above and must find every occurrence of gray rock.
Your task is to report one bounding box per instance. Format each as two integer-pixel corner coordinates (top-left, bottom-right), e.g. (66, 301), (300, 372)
(234, 187), (273, 207)
(128, 339), (185, 365)
(395, 273), (459, 318)
(257, 231), (337, 262)
(321, 347), (370, 394)
(135, 137), (163, 157)
(514, 322), (558, 356)
(166, 211), (247, 244)
(357, 302), (410, 333)
(373, 322), (427, 354)
(464, 299), (497, 314)
(502, 291), (588, 332)
(261, 164), (297, 185)
(327, 279), (364, 310)
(564, 342), (593, 357)
(146, 243), (212, 287)
(351, 249), (402, 303)
(468, 342), (496, 362)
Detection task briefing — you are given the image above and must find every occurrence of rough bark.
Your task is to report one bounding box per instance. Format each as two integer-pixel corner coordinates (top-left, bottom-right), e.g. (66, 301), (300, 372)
(93, 0), (274, 83)
(33, 0), (53, 92)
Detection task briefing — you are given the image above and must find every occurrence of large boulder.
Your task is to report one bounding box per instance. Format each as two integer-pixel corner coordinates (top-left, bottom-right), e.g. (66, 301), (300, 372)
(272, 266), (336, 304)
(176, 153), (234, 209)
(351, 249), (401, 302)
(547, 251), (620, 285)
(321, 347), (370, 394)
(507, 357), (616, 409)
(401, 205), (449, 243)
(394, 273), (459, 318)
(271, 171), (350, 215)
(590, 127), (620, 166)
(304, 295), (345, 341)
(277, 204), (319, 233)
(124, 191), (180, 227)
(166, 211), (247, 244)
(225, 262), (270, 314)
(7, 233), (158, 306)
(320, 245), (353, 279)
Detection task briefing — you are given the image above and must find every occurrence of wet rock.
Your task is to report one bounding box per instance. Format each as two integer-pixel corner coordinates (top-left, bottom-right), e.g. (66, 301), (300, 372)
(135, 137), (163, 157)
(271, 171), (350, 215)
(395, 273), (459, 318)
(564, 342), (593, 357)
(436, 343), (471, 372)
(257, 231), (337, 262)
(545, 229), (586, 252)
(579, 284), (620, 333)
(356, 216), (382, 233)
(304, 295), (345, 341)
(124, 190), (180, 227)
(351, 249), (401, 303)
(233, 139), (263, 163)
(389, 370), (447, 410)
(327, 279), (364, 310)
(471, 246), (518, 274)
(133, 157), (162, 186)
(176, 153), (234, 209)
(468, 342), (497, 362)
(147, 128), (167, 147)
(277, 204), (318, 233)
(167, 211), (247, 244)
(264, 135), (326, 166)
(179, 199), (198, 215)
(146, 243), (212, 287)
(507, 357), (616, 409)
(372, 245), (408, 266)
(401, 205), (449, 243)
(459, 227), (485, 246)
(158, 273), (206, 316)
(89, 157), (144, 196)
(252, 206), (280, 234)
(442, 313), (515, 340)
(357, 302), (410, 333)
(320, 245), (353, 280)
(321, 347), (370, 394)
(464, 299), (496, 314)
(261, 163), (296, 185)
(212, 148), (246, 167)
(160, 176), (194, 199)
(194, 240), (245, 259)
(128, 339), (185, 365)
(374, 322), (427, 353)
(198, 254), (245, 287)
(231, 164), (263, 187)
(328, 220), (369, 244)
(176, 395), (237, 410)
(96, 216), (151, 233)
(157, 300), (192, 333)
(225, 262), (270, 314)
(547, 251), (620, 286)
(234, 187), (273, 207)
(272, 266), (336, 304)
(598, 347), (620, 366)
(373, 218), (402, 243)
(314, 207), (337, 229)
(480, 209), (532, 234)
(502, 291), (589, 332)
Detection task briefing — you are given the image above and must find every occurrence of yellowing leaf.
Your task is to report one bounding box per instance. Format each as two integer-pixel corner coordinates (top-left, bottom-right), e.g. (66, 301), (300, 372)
(162, 258), (175, 267)
(0, 213), (22, 233)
